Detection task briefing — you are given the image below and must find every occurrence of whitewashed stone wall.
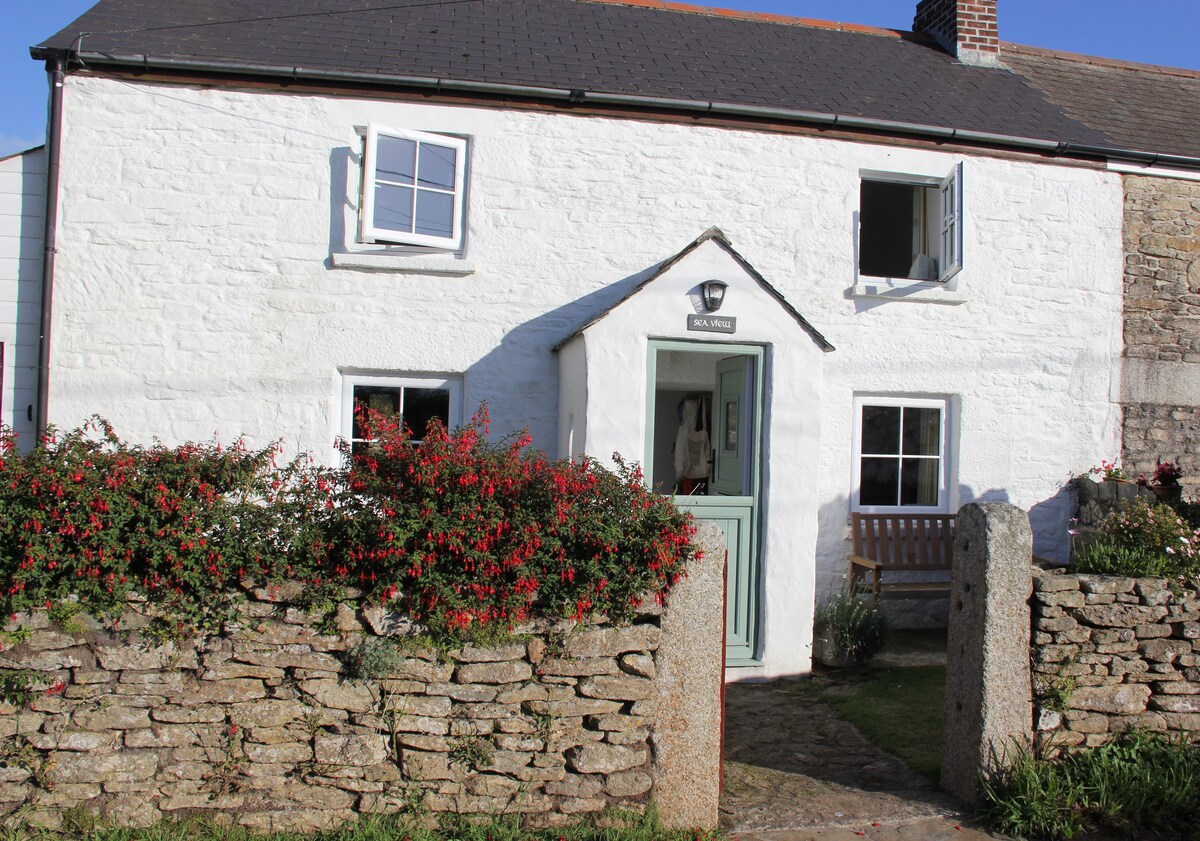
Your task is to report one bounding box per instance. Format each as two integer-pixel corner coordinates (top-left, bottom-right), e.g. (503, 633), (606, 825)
(0, 147), (43, 443)
(48, 75), (1125, 677)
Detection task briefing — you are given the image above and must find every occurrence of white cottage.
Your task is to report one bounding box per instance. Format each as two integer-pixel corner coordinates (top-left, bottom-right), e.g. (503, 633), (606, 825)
(24, 0), (1183, 678)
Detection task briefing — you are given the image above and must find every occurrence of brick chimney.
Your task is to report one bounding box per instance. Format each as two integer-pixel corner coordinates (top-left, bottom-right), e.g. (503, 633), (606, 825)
(913, 0), (1000, 67)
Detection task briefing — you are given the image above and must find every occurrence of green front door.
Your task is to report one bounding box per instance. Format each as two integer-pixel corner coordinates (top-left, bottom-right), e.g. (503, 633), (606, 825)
(713, 356), (753, 497)
(646, 341), (763, 666)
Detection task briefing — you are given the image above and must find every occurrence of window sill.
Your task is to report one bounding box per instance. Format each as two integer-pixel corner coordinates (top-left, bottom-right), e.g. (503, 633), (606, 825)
(852, 277), (966, 305)
(331, 251), (476, 276)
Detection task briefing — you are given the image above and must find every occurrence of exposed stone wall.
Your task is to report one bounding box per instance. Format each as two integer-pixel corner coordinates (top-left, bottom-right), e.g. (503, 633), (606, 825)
(1121, 175), (1200, 482)
(1030, 567), (1200, 750)
(1124, 404), (1200, 487)
(1070, 476), (1163, 558)
(0, 571), (716, 833)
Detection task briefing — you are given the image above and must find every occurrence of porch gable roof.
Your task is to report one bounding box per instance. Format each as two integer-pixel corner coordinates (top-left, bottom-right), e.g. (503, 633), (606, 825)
(551, 227), (835, 353)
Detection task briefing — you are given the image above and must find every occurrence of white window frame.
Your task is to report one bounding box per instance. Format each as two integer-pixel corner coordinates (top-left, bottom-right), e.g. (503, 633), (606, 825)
(340, 373), (464, 449)
(359, 124), (468, 250)
(850, 395), (950, 514)
(857, 162), (964, 286)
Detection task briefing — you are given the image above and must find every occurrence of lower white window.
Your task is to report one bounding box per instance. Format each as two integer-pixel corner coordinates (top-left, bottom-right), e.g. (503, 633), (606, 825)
(341, 374), (463, 454)
(851, 395), (949, 513)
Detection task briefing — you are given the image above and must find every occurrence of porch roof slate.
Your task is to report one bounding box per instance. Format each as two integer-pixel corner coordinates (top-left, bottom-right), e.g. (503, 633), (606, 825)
(36, 0), (1110, 150)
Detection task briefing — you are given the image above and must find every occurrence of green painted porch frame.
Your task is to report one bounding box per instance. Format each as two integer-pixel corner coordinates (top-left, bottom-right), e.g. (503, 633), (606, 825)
(644, 339), (765, 667)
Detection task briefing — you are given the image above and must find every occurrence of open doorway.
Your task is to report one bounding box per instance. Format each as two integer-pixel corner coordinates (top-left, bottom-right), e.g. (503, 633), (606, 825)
(646, 341), (764, 665)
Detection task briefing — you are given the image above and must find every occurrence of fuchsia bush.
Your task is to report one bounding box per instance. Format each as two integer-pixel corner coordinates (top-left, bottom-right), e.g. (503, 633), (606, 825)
(0, 410), (696, 639)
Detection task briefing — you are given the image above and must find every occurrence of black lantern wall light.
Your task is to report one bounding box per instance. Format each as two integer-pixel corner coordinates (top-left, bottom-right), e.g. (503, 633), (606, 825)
(700, 280), (728, 313)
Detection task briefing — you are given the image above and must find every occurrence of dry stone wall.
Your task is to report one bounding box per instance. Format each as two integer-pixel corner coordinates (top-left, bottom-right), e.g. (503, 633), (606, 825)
(1030, 566), (1200, 750)
(0, 588), (694, 833)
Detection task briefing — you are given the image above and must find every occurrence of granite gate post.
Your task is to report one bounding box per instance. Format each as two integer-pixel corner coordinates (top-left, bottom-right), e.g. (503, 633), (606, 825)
(651, 520), (726, 829)
(941, 502), (1034, 803)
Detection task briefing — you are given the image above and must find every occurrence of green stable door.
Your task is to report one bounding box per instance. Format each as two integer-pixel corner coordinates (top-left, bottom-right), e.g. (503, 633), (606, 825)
(647, 342), (762, 666)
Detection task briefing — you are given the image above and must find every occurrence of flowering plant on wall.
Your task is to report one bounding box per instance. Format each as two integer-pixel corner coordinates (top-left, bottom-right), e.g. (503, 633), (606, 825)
(1073, 497), (1200, 580)
(324, 406), (695, 636)
(1086, 459), (1128, 481)
(0, 410), (697, 641)
(1150, 460), (1183, 487)
(0, 417), (320, 633)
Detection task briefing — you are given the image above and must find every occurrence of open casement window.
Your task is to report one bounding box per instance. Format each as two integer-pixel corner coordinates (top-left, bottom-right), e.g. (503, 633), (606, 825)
(341, 374), (463, 457)
(851, 396), (949, 514)
(360, 125), (467, 249)
(859, 163), (963, 283)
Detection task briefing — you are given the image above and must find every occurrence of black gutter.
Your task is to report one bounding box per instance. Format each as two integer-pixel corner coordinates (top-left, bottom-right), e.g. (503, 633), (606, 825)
(35, 56), (65, 439)
(32, 48), (1200, 172)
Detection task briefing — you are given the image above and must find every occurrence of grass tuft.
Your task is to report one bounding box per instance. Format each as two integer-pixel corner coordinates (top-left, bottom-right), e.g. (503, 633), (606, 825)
(0, 805), (721, 841)
(979, 731), (1200, 840)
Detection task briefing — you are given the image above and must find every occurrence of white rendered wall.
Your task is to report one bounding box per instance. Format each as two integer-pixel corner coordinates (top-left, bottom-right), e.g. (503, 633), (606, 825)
(0, 147), (44, 443)
(49, 77), (1125, 677)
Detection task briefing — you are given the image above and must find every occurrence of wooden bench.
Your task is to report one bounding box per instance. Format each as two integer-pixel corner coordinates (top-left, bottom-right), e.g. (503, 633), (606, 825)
(848, 513), (955, 606)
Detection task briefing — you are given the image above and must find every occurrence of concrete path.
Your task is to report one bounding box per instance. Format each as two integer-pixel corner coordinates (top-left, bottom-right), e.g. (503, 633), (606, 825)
(720, 677), (1008, 841)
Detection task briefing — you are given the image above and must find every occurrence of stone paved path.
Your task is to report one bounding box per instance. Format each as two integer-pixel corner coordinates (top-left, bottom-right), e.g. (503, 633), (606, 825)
(720, 673), (1009, 841)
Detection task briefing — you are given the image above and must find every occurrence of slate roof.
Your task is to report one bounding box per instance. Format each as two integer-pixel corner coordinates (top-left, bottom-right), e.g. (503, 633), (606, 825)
(35, 0), (1110, 148)
(1002, 44), (1200, 161)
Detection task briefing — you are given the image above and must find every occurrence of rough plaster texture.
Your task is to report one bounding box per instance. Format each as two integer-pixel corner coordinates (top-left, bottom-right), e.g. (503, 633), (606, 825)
(651, 520), (725, 829)
(0, 147), (42, 443)
(942, 502), (1033, 803)
(47, 76), (1125, 677)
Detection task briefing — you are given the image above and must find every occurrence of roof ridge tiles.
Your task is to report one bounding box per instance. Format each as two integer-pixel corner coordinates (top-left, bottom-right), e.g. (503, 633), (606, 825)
(574, 0), (908, 39)
(1003, 42), (1200, 80)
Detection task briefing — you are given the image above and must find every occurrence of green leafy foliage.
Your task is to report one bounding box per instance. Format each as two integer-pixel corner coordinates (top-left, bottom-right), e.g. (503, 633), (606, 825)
(813, 591), (888, 665)
(322, 407), (695, 636)
(980, 732), (1200, 841)
(1073, 497), (1200, 580)
(0, 411), (696, 644)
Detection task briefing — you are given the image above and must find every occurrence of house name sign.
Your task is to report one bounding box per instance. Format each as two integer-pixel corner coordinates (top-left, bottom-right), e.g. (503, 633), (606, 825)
(686, 314), (737, 334)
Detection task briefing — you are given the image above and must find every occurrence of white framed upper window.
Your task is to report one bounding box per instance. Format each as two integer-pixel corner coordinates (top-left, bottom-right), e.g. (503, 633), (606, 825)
(341, 373), (464, 456)
(360, 125), (468, 249)
(858, 163), (962, 283)
(851, 395), (950, 514)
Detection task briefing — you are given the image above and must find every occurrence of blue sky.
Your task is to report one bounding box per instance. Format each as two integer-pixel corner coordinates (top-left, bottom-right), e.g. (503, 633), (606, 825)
(4, 1), (1199, 158)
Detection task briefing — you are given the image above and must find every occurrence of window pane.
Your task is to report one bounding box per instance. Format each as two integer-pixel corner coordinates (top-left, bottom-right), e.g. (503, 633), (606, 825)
(414, 190), (454, 238)
(373, 184), (414, 233)
(859, 180), (918, 278)
(861, 405), (900, 455)
(352, 386), (401, 439)
(901, 458), (940, 506)
(860, 457), (899, 506)
(376, 136), (416, 183)
(403, 388), (450, 438)
(902, 407), (941, 456)
(417, 143), (457, 190)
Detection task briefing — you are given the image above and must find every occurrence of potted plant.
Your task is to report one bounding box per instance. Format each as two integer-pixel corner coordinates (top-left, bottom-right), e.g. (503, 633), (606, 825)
(1146, 460), (1183, 503)
(813, 591), (888, 667)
